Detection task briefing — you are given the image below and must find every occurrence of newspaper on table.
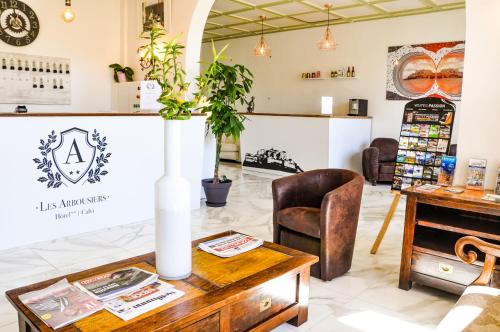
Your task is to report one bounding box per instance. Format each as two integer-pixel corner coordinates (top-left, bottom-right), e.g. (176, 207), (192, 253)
(19, 278), (103, 329)
(198, 233), (263, 258)
(74, 267), (158, 301)
(104, 280), (184, 321)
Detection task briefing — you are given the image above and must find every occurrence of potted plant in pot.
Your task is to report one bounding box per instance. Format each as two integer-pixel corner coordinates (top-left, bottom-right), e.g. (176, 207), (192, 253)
(197, 43), (254, 207)
(108, 63), (134, 82)
(138, 24), (212, 279)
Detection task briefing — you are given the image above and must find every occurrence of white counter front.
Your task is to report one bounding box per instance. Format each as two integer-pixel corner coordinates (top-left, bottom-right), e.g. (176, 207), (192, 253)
(240, 113), (372, 176)
(0, 113), (211, 250)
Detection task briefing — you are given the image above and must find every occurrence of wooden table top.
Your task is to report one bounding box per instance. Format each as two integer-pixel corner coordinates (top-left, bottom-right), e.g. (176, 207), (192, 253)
(402, 186), (500, 215)
(5, 231), (318, 332)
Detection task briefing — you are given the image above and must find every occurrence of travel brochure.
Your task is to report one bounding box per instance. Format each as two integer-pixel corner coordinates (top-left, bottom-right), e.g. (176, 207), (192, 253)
(437, 156), (456, 186)
(392, 97), (456, 191)
(20, 267), (185, 328)
(466, 158), (487, 191)
(198, 233), (263, 258)
(496, 167), (500, 195)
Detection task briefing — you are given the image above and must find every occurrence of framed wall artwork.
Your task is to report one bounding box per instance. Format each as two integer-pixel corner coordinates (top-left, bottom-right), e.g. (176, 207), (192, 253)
(137, 0), (171, 34)
(386, 41), (465, 101)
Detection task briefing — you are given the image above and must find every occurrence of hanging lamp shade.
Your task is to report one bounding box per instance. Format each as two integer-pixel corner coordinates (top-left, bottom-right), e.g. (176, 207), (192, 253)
(254, 16), (271, 56)
(317, 4), (337, 51)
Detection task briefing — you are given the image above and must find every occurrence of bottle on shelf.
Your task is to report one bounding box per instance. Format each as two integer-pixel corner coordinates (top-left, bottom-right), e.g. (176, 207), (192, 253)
(352, 66), (356, 77)
(347, 66), (351, 77)
(316, 70), (321, 78)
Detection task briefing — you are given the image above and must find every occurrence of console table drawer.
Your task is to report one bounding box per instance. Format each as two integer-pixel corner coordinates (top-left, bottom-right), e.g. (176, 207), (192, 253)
(229, 274), (297, 332)
(181, 313), (220, 331)
(412, 252), (481, 286)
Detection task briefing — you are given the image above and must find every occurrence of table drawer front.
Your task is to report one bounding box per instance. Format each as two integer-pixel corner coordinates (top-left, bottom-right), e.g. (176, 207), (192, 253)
(412, 252), (481, 286)
(180, 312), (220, 332)
(230, 274), (297, 332)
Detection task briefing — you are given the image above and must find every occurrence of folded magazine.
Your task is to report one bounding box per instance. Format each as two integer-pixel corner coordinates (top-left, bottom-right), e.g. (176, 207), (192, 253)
(198, 233), (263, 258)
(74, 267), (158, 301)
(19, 279), (103, 329)
(104, 280), (183, 321)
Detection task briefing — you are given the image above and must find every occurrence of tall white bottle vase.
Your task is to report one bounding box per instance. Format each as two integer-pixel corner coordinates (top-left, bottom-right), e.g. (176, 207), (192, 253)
(155, 120), (192, 279)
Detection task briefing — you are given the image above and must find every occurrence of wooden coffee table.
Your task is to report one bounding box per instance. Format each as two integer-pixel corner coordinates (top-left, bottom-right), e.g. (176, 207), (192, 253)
(6, 231), (318, 331)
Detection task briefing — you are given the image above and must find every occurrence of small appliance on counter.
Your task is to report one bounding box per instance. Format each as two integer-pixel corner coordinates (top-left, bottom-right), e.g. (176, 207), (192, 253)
(349, 99), (368, 116)
(15, 105), (28, 113)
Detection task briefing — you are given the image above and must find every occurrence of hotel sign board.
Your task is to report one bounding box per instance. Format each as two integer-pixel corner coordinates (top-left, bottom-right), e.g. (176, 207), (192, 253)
(0, 115), (207, 250)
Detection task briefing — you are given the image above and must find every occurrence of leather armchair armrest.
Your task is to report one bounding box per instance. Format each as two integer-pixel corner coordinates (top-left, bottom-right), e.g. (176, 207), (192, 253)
(362, 147), (380, 183)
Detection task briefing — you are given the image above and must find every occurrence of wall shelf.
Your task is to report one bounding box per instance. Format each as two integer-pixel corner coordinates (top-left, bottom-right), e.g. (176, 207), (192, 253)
(300, 77), (359, 80)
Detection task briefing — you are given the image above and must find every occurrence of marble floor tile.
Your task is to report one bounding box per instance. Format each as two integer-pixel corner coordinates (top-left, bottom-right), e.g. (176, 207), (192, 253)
(28, 233), (127, 270)
(0, 163), (457, 331)
(0, 249), (56, 281)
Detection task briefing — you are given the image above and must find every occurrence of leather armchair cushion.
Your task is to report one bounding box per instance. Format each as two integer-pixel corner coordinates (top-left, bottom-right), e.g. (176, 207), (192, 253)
(379, 162), (395, 174)
(276, 207), (321, 239)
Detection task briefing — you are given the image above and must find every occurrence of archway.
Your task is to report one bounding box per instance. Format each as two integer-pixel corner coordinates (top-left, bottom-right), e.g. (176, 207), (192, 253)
(170, 0), (215, 89)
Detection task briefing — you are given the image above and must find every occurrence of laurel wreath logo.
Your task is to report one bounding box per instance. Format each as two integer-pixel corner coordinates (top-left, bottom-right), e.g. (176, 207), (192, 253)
(33, 129), (111, 189)
(86, 129), (111, 184)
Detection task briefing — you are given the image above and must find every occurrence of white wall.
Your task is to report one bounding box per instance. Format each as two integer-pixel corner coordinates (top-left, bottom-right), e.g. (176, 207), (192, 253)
(0, 0), (123, 113)
(201, 10), (465, 141)
(454, 1), (500, 189)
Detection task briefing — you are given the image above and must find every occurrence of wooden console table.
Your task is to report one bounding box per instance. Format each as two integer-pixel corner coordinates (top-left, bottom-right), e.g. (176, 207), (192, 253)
(399, 187), (500, 295)
(6, 231), (318, 331)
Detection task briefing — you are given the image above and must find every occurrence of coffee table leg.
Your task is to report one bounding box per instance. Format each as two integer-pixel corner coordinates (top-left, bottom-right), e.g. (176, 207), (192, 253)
(18, 314), (31, 332)
(288, 268), (310, 326)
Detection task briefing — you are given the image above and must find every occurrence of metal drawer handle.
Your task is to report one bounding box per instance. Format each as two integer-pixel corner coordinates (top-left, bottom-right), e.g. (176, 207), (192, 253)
(260, 297), (272, 312)
(439, 263), (453, 274)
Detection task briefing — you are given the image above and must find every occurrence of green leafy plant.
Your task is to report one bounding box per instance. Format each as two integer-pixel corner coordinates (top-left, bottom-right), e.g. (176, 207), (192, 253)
(197, 42), (254, 183)
(108, 63), (134, 82)
(138, 24), (206, 120)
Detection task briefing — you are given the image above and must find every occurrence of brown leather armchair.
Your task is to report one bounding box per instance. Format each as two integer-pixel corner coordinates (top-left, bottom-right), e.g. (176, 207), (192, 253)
(272, 169), (364, 281)
(362, 138), (399, 186)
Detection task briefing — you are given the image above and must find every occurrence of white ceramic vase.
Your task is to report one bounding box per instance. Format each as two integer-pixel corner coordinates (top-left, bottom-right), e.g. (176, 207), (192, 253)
(155, 120), (192, 279)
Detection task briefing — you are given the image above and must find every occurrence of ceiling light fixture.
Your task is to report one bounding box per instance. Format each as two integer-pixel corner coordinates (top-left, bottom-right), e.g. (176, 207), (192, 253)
(253, 16), (271, 57)
(61, 0), (75, 23)
(317, 4), (337, 51)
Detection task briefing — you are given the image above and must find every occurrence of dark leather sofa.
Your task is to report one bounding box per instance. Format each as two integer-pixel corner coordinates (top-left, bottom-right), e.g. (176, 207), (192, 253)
(272, 169), (364, 281)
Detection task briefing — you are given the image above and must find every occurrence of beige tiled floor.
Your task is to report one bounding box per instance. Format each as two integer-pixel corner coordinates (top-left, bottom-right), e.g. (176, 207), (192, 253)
(0, 163), (457, 331)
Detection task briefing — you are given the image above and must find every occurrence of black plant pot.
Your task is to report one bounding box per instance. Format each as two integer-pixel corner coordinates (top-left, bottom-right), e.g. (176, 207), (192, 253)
(202, 178), (232, 207)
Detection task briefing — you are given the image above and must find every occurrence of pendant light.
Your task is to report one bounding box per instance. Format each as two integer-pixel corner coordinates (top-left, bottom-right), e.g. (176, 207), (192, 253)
(253, 16), (271, 57)
(317, 4), (337, 51)
(61, 0), (75, 23)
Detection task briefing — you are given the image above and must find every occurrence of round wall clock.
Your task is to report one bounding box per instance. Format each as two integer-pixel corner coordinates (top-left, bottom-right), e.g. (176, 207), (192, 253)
(0, 0), (40, 46)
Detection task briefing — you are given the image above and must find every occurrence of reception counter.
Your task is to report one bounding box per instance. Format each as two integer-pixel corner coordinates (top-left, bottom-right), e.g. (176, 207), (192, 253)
(240, 113), (372, 176)
(0, 112), (212, 250)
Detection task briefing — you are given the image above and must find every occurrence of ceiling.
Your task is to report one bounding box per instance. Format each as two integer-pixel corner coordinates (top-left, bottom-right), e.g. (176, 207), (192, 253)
(202, 0), (465, 42)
